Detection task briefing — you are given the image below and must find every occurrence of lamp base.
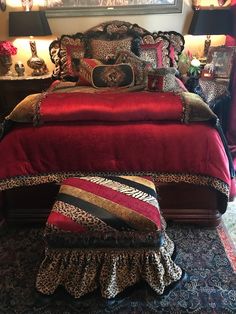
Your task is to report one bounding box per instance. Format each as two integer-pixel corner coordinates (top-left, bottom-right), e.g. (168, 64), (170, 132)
(27, 40), (49, 77)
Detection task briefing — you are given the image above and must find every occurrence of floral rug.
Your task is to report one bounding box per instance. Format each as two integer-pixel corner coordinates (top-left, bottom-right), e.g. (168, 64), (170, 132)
(0, 220), (236, 314)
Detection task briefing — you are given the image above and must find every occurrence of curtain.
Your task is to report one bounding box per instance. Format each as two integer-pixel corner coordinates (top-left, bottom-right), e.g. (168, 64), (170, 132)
(226, 1), (236, 197)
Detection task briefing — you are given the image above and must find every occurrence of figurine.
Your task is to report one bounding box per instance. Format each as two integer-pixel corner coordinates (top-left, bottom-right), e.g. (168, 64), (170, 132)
(15, 61), (25, 76)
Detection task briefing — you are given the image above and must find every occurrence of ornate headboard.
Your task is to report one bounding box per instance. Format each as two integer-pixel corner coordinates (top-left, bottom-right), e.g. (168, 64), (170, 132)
(49, 20), (185, 83)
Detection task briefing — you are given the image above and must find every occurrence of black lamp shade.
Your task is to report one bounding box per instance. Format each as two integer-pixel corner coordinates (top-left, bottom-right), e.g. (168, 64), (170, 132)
(188, 9), (233, 35)
(9, 11), (52, 37)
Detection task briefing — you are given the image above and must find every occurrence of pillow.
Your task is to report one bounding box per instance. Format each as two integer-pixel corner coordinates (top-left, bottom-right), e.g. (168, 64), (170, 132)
(147, 68), (179, 92)
(139, 35), (171, 69)
(49, 39), (61, 80)
(157, 31), (185, 68)
(92, 63), (134, 88)
(59, 34), (86, 81)
(78, 58), (103, 86)
(5, 93), (41, 123)
(90, 37), (133, 63)
(115, 50), (151, 85)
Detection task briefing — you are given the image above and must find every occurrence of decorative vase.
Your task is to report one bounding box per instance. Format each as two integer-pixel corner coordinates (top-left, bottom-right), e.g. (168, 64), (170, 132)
(0, 55), (13, 76)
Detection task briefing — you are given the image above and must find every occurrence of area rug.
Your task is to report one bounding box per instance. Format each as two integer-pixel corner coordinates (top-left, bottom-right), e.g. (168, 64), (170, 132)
(0, 222), (235, 314)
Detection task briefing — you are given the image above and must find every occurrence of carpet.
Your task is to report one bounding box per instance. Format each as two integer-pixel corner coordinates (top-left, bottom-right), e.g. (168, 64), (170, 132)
(0, 221), (236, 314)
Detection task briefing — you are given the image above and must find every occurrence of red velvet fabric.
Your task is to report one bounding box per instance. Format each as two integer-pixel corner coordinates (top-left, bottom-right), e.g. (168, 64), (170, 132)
(0, 122), (230, 188)
(39, 91), (183, 123)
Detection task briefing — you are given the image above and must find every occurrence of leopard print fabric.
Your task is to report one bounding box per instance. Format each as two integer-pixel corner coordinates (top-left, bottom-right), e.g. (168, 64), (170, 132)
(0, 171), (229, 197)
(36, 231), (182, 299)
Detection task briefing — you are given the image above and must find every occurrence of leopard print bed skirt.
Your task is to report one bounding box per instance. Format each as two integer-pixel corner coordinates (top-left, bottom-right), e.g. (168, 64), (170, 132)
(36, 232), (183, 299)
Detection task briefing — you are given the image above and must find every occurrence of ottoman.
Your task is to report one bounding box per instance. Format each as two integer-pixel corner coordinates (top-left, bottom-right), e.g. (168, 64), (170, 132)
(36, 176), (182, 299)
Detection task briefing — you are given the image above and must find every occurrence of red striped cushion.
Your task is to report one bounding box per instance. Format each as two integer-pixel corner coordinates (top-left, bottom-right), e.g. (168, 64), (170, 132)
(45, 176), (163, 248)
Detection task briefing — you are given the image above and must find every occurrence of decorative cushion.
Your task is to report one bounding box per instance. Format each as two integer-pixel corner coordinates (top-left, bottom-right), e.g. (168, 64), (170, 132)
(78, 58), (102, 85)
(157, 31), (185, 68)
(59, 34), (86, 81)
(116, 50), (151, 85)
(139, 34), (171, 68)
(92, 63), (134, 88)
(90, 37), (133, 63)
(49, 39), (61, 80)
(147, 67), (178, 92)
(5, 93), (41, 123)
(44, 176), (164, 248)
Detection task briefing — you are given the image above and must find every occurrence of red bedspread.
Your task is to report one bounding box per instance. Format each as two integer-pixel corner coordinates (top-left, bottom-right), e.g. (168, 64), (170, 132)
(0, 121), (230, 194)
(0, 88), (230, 198)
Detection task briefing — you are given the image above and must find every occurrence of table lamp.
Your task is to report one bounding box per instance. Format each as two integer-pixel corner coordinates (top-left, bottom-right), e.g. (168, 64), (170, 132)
(9, 11), (52, 76)
(188, 8), (233, 59)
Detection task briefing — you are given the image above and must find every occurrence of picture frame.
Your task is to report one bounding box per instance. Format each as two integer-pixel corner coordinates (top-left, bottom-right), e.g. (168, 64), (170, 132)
(44, 0), (183, 17)
(206, 46), (235, 79)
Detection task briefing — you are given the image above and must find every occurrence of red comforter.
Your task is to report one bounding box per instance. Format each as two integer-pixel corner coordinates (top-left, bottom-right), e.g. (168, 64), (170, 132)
(0, 87), (231, 198)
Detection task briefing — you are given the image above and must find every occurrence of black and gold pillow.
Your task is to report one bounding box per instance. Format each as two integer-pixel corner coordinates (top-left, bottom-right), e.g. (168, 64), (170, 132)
(92, 63), (134, 88)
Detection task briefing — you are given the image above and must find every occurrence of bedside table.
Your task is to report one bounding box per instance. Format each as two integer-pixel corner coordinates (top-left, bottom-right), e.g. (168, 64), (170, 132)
(0, 74), (52, 122)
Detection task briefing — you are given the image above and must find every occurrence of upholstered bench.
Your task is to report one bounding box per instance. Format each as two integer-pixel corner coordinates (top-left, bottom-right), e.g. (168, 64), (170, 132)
(36, 176), (182, 299)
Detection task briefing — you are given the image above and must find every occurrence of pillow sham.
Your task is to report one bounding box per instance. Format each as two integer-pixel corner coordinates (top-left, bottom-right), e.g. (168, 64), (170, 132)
(90, 37), (133, 63)
(92, 63), (134, 88)
(115, 50), (151, 85)
(139, 34), (171, 69)
(157, 31), (185, 68)
(59, 34), (86, 81)
(49, 39), (61, 80)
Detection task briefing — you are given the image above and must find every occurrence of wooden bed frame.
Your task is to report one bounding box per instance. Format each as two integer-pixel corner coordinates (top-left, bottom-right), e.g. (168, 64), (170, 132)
(1, 182), (226, 226)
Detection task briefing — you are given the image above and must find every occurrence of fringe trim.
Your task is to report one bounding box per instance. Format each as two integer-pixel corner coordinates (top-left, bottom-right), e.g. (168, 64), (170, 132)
(0, 171), (229, 197)
(36, 232), (183, 299)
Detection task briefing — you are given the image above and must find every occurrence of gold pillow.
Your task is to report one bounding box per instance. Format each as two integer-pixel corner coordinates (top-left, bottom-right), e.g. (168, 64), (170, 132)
(6, 93), (40, 123)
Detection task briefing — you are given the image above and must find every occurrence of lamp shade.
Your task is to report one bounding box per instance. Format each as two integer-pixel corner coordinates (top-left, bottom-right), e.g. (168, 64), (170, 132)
(9, 11), (51, 37)
(188, 9), (233, 35)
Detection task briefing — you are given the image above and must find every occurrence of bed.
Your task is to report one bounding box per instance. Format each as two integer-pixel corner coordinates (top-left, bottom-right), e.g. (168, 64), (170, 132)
(0, 21), (233, 226)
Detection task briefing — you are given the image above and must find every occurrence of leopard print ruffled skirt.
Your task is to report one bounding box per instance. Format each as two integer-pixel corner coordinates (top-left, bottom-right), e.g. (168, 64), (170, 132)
(36, 232), (183, 299)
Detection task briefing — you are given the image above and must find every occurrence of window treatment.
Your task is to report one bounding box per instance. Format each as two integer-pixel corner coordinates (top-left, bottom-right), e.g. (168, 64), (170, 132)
(226, 0), (236, 197)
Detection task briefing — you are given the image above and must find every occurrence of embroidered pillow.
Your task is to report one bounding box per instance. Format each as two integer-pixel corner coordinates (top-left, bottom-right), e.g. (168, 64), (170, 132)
(90, 37), (133, 63)
(92, 63), (134, 88)
(59, 34), (86, 81)
(116, 50), (151, 85)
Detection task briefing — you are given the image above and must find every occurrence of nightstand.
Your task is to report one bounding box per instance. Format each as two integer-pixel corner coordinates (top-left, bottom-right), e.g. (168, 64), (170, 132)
(0, 74), (52, 122)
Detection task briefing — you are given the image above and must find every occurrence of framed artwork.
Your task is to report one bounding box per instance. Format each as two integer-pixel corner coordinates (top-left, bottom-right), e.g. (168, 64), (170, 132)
(44, 0), (183, 17)
(206, 46), (235, 79)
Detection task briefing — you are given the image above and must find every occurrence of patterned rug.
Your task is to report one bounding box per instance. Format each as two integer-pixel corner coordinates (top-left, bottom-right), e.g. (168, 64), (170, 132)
(0, 220), (236, 314)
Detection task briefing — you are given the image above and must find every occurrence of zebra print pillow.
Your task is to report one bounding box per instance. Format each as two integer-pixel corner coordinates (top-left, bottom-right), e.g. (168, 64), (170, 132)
(45, 176), (164, 248)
